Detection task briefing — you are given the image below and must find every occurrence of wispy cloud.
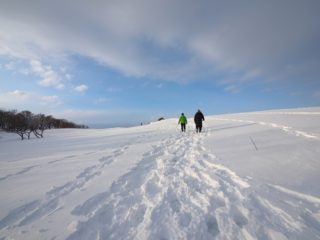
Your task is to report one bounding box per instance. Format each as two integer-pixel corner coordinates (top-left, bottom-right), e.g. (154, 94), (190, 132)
(9, 90), (30, 99)
(0, 90), (62, 111)
(224, 84), (241, 94)
(30, 60), (65, 89)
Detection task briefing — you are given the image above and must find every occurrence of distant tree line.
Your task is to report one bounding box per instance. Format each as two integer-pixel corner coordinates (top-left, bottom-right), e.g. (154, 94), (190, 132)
(0, 109), (88, 140)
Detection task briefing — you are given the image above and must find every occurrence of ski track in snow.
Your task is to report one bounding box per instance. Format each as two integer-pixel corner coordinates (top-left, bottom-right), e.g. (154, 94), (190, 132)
(65, 131), (320, 240)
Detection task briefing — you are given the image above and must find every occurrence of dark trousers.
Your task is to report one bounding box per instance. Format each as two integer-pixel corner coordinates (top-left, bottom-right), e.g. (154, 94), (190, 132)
(181, 123), (186, 132)
(196, 124), (202, 133)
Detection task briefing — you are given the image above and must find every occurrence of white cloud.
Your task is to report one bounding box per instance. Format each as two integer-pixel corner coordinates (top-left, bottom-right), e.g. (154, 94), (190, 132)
(74, 84), (88, 93)
(0, 90), (62, 112)
(0, 0), (319, 88)
(10, 89), (31, 99)
(29, 59), (64, 89)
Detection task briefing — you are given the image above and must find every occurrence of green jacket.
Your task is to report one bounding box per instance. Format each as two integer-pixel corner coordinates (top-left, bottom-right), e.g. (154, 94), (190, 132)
(178, 115), (187, 124)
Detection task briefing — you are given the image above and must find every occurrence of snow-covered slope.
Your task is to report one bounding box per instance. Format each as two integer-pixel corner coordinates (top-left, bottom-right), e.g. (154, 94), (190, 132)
(0, 108), (320, 240)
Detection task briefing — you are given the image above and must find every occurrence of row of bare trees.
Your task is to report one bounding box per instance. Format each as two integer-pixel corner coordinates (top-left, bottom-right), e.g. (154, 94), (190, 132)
(0, 110), (88, 140)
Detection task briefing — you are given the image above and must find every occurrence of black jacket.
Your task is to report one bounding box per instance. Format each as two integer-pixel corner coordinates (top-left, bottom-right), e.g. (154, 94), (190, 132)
(194, 111), (205, 125)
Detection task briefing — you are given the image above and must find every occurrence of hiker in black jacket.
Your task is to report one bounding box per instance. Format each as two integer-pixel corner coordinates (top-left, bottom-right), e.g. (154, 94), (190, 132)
(194, 109), (205, 133)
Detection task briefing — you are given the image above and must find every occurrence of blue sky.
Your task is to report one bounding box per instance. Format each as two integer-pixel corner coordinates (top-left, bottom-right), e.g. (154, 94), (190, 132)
(1, 0), (320, 127)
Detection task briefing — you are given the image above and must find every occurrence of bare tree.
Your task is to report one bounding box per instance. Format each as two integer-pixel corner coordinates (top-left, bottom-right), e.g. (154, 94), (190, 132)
(20, 111), (34, 139)
(0, 110), (5, 129)
(7, 111), (28, 140)
(0, 109), (89, 140)
(33, 114), (47, 138)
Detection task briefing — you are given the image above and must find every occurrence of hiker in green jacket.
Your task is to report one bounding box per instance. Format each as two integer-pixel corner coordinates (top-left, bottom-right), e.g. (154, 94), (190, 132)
(178, 113), (187, 132)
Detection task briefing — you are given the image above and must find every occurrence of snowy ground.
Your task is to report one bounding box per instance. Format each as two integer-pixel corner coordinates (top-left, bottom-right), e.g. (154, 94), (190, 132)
(0, 107), (320, 240)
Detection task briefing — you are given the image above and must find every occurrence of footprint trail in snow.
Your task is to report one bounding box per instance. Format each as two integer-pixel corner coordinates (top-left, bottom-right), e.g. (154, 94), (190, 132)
(0, 127), (319, 240)
(67, 131), (320, 240)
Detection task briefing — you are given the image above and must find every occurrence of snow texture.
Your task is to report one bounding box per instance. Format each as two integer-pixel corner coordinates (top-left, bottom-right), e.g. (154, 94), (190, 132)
(0, 107), (320, 240)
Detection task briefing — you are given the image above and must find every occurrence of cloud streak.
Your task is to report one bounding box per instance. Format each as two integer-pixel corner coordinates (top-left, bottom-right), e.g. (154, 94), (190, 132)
(1, 0), (319, 89)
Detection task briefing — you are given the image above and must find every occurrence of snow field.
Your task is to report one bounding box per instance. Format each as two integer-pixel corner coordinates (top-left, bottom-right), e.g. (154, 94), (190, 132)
(0, 107), (320, 239)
